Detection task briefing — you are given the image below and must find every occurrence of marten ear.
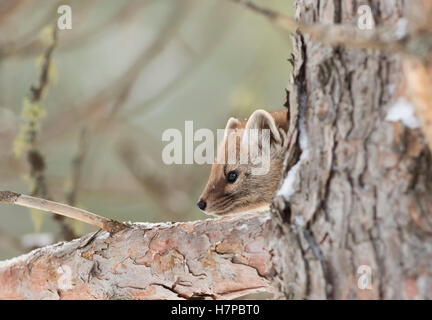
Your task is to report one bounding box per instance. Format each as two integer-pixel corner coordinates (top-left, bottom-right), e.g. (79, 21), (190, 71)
(223, 117), (241, 140)
(243, 109), (281, 146)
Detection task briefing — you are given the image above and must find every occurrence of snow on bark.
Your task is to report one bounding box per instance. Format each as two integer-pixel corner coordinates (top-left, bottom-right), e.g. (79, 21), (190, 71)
(385, 97), (420, 129)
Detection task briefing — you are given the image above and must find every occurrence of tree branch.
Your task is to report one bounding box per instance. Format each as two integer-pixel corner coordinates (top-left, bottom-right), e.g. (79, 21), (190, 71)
(0, 212), (274, 300)
(229, 0), (423, 60)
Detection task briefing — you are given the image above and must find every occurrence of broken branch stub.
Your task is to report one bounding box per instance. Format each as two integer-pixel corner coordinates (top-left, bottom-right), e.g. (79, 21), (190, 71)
(0, 191), (126, 233)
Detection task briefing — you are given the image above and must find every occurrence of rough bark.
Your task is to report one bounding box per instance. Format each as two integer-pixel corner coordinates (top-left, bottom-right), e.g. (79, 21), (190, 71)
(271, 0), (432, 299)
(0, 213), (274, 300)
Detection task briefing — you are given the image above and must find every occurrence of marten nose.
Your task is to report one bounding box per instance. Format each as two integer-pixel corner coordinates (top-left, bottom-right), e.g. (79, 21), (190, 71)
(197, 199), (206, 211)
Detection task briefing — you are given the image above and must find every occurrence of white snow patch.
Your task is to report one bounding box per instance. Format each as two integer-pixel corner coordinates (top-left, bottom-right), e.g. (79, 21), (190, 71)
(236, 224), (249, 231)
(295, 4), (301, 19)
(395, 18), (408, 40)
(277, 108), (309, 201)
(293, 216), (305, 227)
(259, 213), (271, 224)
(96, 231), (110, 240)
(277, 161), (301, 200)
(387, 84), (396, 95)
(132, 221), (178, 229)
(386, 97), (420, 129)
(298, 115), (309, 158)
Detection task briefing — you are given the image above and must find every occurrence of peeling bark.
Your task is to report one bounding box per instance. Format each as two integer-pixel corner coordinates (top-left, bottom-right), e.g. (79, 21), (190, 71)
(0, 213), (274, 300)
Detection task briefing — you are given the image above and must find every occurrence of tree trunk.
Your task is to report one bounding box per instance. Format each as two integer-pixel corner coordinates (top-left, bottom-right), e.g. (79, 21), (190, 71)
(271, 0), (432, 299)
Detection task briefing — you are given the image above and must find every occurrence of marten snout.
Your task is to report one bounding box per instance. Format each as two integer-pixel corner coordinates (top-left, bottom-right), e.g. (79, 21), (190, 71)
(197, 199), (206, 211)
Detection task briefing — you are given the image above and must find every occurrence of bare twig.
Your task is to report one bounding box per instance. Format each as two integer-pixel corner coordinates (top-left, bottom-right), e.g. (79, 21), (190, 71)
(18, 24), (76, 239)
(0, 1), (62, 58)
(0, 0), (31, 29)
(116, 140), (187, 219)
(37, 0), (191, 145)
(94, 0), (191, 129)
(229, 0), (421, 60)
(61, 128), (90, 240)
(66, 128), (90, 207)
(0, 191), (126, 233)
(19, 24), (58, 201)
(128, 11), (234, 118)
(30, 26), (58, 103)
(0, 0), (150, 59)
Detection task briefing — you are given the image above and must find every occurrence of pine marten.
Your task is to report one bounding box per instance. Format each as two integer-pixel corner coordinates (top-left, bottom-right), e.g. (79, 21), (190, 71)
(197, 109), (291, 216)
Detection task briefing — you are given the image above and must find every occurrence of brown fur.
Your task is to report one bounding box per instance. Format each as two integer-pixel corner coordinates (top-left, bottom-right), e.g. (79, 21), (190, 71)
(198, 109), (290, 216)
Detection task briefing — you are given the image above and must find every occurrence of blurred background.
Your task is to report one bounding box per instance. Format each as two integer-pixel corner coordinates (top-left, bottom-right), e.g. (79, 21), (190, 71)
(0, 0), (293, 260)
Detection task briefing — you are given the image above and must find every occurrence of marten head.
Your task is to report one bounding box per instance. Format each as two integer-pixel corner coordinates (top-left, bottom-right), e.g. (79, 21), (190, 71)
(197, 109), (290, 216)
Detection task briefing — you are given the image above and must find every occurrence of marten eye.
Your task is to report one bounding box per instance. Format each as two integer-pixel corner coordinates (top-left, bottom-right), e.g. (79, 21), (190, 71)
(227, 171), (238, 183)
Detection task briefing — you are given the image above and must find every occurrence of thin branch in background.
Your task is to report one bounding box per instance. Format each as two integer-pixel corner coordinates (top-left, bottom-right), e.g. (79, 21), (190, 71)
(0, 0), (31, 29)
(58, 128), (91, 240)
(66, 128), (90, 207)
(116, 137), (208, 220)
(229, 0), (426, 60)
(94, 0), (192, 130)
(26, 24), (58, 199)
(0, 191), (127, 233)
(31, 26), (58, 93)
(15, 24), (76, 239)
(128, 8), (235, 119)
(117, 140), (195, 219)
(39, 0), (191, 145)
(30, 2), (193, 224)
(116, 140), (182, 218)
(0, 0), (62, 58)
(0, 0), (150, 59)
